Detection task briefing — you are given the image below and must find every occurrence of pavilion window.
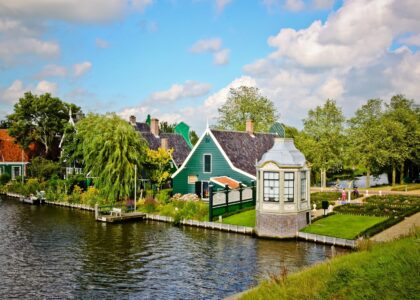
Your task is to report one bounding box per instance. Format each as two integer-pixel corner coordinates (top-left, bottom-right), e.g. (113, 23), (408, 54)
(263, 171), (279, 202)
(284, 172), (294, 202)
(300, 171), (307, 201)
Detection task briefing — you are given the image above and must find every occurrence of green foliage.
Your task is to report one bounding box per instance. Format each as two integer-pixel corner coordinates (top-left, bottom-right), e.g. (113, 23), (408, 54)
(241, 231), (420, 300)
(26, 178), (40, 195)
(221, 209), (255, 227)
(80, 186), (102, 206)
(28, 157), (61, 180)
(145, 148), (173, 189)
(67, 113), (147, 203)
(143, 196), (158, 213)
(217, 86), (278, 132)
(0, 173), (11, 185)
(190, 130), (199, 146)
(155, 188), (172, 204)
(6, 92), (81, 158)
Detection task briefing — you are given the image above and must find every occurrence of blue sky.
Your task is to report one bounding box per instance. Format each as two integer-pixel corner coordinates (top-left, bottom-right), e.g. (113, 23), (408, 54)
(0, 0), (419, 133)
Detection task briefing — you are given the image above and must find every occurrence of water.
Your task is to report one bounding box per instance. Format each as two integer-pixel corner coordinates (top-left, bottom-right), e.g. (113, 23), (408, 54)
(0, 197), (348, 299)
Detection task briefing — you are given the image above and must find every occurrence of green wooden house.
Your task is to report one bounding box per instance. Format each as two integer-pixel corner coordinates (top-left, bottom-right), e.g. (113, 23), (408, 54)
(0, 129), (30, 180)
(172, 120), (278, 198)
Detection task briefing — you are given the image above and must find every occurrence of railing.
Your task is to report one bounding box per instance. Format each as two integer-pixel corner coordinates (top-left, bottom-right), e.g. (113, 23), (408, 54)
(209, 182), (256, 221)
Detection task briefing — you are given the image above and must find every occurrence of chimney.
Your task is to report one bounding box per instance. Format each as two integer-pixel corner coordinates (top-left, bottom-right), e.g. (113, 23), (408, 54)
(246, 118), (254, 135)
(150, 118), (159, 136)
(161, 137), (168, 150)
(129, 115), (136, 126)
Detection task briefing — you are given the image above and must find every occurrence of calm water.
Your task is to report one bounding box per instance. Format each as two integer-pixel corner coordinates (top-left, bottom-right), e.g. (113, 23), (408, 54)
(0, 197), (347, 299)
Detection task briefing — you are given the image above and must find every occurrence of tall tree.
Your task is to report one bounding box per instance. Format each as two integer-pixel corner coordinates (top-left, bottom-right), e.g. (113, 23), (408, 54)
(70, 113), (147, 203)
(383, 95), (420, 185)
(217, 86), (278, 132)
(145, 148), (173, 189)
(298, 99), (345, 188)
(7, 92), (81, 159)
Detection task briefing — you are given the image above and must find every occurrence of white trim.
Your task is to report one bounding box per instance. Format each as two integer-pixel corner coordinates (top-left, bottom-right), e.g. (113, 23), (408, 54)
(171, 127), (256, 180)
(11, 166), (21, 180)
(203, 153), (212, 173)
(0, 162), (29, 165)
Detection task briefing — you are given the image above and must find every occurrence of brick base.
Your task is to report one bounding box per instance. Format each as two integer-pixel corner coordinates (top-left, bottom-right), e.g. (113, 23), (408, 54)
(256, 210), (310, 238)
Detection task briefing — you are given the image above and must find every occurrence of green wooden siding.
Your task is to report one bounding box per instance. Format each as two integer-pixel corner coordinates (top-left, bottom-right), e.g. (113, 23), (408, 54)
(0, 163), (25, 179)
(172, 134), (254, 194)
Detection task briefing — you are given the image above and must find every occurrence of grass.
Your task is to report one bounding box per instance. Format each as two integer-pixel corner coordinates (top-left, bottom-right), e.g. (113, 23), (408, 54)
(240, 228), (420, 300)
(301, 214), (387, 239)
(311, 192), (363, 208)
(358, 182), (420, 192)
(221, 209), (256, 227)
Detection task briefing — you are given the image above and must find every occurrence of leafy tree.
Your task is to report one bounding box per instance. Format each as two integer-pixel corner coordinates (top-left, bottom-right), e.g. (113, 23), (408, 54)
(217, 86), (278, 132)
(298, 99), (345, 188)
(190, 130), (199, 146)
(383, 95), (420, 185)
(28, 157), (61, 181)
(70, 113), (147, 203)
(7, 92), (81, 159)
(347, 99), (389, 187)
(0, 119), (10, 129)
(145, 148), (174, 189)
(160, 121), (176, 133)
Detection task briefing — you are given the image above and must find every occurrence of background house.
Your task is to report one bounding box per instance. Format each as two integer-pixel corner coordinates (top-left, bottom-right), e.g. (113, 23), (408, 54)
(0, 129), (30, 180)
(172, 120), (279, 198)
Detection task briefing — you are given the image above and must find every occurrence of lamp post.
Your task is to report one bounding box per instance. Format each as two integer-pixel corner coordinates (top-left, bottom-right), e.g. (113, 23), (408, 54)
(134, 164), (137, 212)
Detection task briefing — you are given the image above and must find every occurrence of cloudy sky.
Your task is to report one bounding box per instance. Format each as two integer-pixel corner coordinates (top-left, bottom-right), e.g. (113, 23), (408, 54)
(0, 0), (419, 133)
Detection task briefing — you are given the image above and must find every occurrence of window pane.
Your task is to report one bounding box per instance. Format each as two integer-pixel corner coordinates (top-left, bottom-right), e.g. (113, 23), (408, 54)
(204, 155), (211, 172)
(301, 171), (307, 201)
(263, 172), (279, 202)
(284, 172), (294, 202)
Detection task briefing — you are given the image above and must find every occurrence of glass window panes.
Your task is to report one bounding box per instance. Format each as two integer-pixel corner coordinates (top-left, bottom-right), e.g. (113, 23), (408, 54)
(284, 172), (294, 202)
(204, 155), (211, 173)
(263, 172), (279, 202)
(301, 171), (307, 201)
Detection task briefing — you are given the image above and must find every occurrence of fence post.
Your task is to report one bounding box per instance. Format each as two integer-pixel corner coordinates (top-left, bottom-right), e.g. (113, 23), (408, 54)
(95, 204), (99, 220)
(239, 183), (243, 209)
(209, 185), (214, 222)
(224, 185), (230, 213)
(252, 180), (256, 206)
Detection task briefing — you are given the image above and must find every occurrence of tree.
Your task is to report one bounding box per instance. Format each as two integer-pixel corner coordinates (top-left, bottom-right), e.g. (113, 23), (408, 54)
(28, 157), (61, 181)
(7, 92), (81, 159)
(298, 99), (345, 188)
(69, 113), (147, 203)
(160, 121), (177, 133)
(217, 86), (278, 132)
(190, 130), (199, 145)
(382, 95), (420, 185)
(347, 99), (389, 187)
(145, 148), (174, 189)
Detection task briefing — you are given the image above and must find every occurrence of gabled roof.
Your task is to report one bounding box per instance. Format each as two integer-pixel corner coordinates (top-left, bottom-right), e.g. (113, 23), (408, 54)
(0, 129), (30, 163)
(134, 122), (190, 166)
(211, 130), (276, 176)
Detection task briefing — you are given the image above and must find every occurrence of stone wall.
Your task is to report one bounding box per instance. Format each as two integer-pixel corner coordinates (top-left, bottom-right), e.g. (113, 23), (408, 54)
(256, 210), (310, 238)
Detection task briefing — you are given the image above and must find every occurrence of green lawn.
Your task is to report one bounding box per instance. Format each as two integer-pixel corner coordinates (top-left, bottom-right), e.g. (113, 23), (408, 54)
(240, 229), (420, 300)
(221, 209), (256, 227)
(301, 214), (387, 239)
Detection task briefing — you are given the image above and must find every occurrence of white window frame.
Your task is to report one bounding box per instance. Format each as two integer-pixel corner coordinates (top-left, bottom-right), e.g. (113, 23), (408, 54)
(203, 153), (212, 173)
(263, 171), (280, 202)
(300, 171), (307, 202)
(11, 166), (21, 180)
(284, 172), (295, 202)
(201, 180), (210, 199)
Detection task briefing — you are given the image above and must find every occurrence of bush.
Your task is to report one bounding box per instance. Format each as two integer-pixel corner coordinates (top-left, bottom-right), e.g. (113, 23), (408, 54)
(0, 173), (11, 185)
(26, 178), (40, 195)
(28, 157), (61, 180)
(69, 185), (83, 203)
(81, 186), (102, 206)
(155, 188), (172, 204)
(144, 195), (158, 213)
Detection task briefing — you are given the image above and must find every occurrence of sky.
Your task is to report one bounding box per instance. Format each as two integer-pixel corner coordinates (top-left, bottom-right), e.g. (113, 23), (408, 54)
(0, 0), (419, 133)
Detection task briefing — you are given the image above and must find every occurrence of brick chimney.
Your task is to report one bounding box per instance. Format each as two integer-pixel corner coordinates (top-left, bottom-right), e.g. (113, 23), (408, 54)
(246, 118), (254, 135)
(129, 115), (136, 126)
(160, 137), (168, 150)
(150, 118), (159, 136)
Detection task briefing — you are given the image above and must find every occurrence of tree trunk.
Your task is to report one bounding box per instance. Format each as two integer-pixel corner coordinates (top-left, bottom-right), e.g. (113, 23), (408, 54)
(400, 163), (404, 184)
(366, 169), (370, 188)
(321, 168), (327, 189)
(392, 164), (396, 186)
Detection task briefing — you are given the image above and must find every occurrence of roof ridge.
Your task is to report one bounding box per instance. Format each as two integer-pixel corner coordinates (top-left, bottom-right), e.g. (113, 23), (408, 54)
(210, 129), (277, 135)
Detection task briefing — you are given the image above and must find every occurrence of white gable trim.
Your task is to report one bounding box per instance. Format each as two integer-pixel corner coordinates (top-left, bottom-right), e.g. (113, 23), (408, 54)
(171, 127), (256, 180)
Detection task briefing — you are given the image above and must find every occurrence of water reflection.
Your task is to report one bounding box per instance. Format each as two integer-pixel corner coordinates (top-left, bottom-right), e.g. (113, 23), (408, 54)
(0, 198), (347, 299)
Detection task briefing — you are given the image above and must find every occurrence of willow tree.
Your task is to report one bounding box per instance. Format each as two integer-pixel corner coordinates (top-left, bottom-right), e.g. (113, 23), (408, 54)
(299, 99), (345, 188)
(71, 113), (147, 203)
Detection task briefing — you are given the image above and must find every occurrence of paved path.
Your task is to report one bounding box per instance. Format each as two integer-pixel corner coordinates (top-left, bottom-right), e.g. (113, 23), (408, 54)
(371, 212), (420, 242)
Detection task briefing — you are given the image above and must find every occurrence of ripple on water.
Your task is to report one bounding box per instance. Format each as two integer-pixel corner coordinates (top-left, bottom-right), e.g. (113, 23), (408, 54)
(0, 198), (348, 299)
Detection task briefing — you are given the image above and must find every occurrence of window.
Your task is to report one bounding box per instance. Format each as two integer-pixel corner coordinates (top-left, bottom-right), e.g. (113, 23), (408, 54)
(188, 175), (198, 184)
(263, 172), (279, 202)
(203, 154), (212, 173)
(301, 171), (307, 201)
(12, 166), (21, 180)
(284, 172), (294, 202)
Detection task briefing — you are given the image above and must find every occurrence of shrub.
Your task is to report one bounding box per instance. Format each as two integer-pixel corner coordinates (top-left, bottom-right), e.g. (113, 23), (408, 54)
(0, 173), (11, 185)
(81, 186), (101, 206)
(28, 157), (61, 181)
(26, 178), (40, 195)
(155, 188), (172, 204)
(144, 195), (158, 213)
(69, 185), (83, 203)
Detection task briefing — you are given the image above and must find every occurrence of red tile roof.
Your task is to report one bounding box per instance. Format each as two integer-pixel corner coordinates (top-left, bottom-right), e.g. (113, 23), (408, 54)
(0, 129), (30, 162)
(210, 176), (241, 189)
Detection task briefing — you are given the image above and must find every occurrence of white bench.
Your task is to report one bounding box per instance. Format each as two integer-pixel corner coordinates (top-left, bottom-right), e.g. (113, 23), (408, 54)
(110, 208), (122, 216)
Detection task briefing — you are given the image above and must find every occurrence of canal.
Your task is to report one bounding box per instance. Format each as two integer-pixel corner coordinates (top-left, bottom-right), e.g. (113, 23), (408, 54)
(0, 197), (348, 299)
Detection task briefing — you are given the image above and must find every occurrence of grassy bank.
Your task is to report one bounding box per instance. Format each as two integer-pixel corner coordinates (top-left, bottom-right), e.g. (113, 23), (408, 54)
(301, 214), (387, 239)
(240, 229), (420, 300)
(221, 209), (256, 227)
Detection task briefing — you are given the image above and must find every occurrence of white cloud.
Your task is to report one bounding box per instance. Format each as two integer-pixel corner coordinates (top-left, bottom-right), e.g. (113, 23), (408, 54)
(147, 80), (212, 104)
(73, 61), (92, 77)
(0, 37), (59, 64)
(312, 0), (334, 10)
(132, 0), (154, 12)
(190, 37), (230, 66)
(214, 49), (230, 65)
(215, 0), (232, 13)
(285, 0), (305, 11)
(400, 34), (420, 47)
(190, 38), (222, 53)
(95, 38), (110, 49)
(37, 64), (67, 78)
(0, 79), (58, 104)
(316, 77), (345, 100)
(35, 80), (58, 95)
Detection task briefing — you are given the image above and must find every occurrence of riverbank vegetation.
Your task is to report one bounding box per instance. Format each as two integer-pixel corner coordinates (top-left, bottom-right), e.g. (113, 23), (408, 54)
(240, 228), (420, 300)
(221, 209), (256, 227)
